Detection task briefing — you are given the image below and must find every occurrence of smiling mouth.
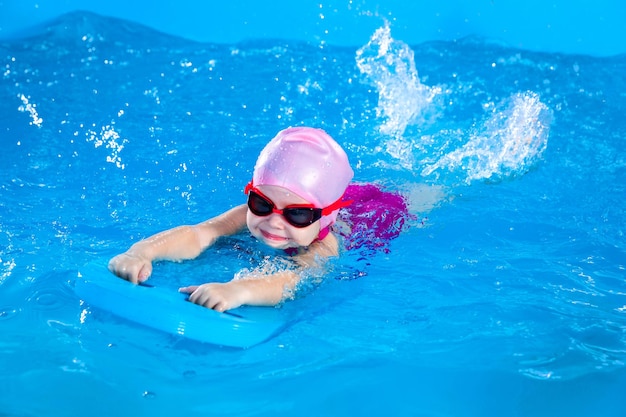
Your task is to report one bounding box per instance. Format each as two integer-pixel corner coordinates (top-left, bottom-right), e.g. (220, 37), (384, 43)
(260, 229), (289, 242)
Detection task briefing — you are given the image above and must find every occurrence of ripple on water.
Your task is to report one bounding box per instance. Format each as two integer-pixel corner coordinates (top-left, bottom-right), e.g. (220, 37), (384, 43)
(25, 270), (77, 312)
(27, 287), (73, 311)
(0, 306), (20, 321)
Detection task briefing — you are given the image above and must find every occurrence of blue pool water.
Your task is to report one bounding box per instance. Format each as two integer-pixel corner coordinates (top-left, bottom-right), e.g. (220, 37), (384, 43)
(1, 10), (626, 417)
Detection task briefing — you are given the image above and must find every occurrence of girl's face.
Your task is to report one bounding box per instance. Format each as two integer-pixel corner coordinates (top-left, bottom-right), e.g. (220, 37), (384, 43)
(246, 185), (321, 250)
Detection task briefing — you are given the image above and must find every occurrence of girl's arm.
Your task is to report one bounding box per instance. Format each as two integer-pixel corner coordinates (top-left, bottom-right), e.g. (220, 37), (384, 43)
(180, 232), (340, 311)
(109, 204), (248, 283)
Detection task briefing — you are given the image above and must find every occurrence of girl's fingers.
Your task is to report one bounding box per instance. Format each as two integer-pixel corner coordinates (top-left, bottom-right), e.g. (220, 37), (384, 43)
(178, 285), (199, 294)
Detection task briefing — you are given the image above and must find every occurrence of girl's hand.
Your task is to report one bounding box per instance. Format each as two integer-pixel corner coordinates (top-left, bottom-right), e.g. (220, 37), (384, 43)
(179, 282), (247, 312)
(108, 252), (152, 284)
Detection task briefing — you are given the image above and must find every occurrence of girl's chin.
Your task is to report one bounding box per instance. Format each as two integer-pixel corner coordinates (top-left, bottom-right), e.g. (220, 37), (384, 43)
(262, 239), (290, 250)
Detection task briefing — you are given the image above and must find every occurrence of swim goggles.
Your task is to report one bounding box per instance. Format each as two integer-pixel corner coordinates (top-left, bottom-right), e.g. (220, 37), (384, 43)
(244, 182), (352, 228)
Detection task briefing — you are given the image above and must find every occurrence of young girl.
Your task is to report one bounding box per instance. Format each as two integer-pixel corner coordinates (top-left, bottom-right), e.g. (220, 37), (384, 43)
(108, 127), (355, 312)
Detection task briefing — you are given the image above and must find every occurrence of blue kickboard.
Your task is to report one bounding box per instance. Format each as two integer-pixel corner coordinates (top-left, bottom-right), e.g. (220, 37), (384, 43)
(74, 262), (286, 348)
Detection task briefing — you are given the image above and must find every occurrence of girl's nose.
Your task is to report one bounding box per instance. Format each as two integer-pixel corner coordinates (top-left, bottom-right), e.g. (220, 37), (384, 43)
(266, 212), (286, 228)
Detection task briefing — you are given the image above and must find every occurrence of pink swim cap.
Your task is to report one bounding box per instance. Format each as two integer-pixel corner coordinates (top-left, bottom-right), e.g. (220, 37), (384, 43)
(252, 127), (354, 231)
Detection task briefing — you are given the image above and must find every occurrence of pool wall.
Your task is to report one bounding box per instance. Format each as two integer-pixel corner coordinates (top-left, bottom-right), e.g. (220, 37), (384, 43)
(1, 0), (624, 56)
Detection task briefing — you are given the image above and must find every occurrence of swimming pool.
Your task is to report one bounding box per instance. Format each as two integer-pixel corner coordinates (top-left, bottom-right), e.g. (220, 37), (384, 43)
(1, 7), (626, 417)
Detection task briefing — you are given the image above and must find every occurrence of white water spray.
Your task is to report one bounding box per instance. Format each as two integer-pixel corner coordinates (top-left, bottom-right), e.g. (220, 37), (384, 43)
(356, 23), (552, 184)
(356, 21), (439, 139)
(422, 92), (552, 183)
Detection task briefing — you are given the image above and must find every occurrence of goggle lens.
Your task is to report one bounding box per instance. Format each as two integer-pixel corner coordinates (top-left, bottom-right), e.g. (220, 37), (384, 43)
(247, 190), (321, 228)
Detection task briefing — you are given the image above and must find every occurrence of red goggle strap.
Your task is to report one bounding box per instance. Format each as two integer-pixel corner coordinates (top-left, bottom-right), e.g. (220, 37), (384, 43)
(321, 195), (353, 216)
(244, 181), (253, 195)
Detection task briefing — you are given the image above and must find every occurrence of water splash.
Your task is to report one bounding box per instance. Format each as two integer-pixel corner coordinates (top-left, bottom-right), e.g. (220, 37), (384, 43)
(355, 24), (552, 185)
(17, 94), (43, 127)
(422, 92), (552, 184)
(355, 21), (439, 139)
(83, 124), (128, 169)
